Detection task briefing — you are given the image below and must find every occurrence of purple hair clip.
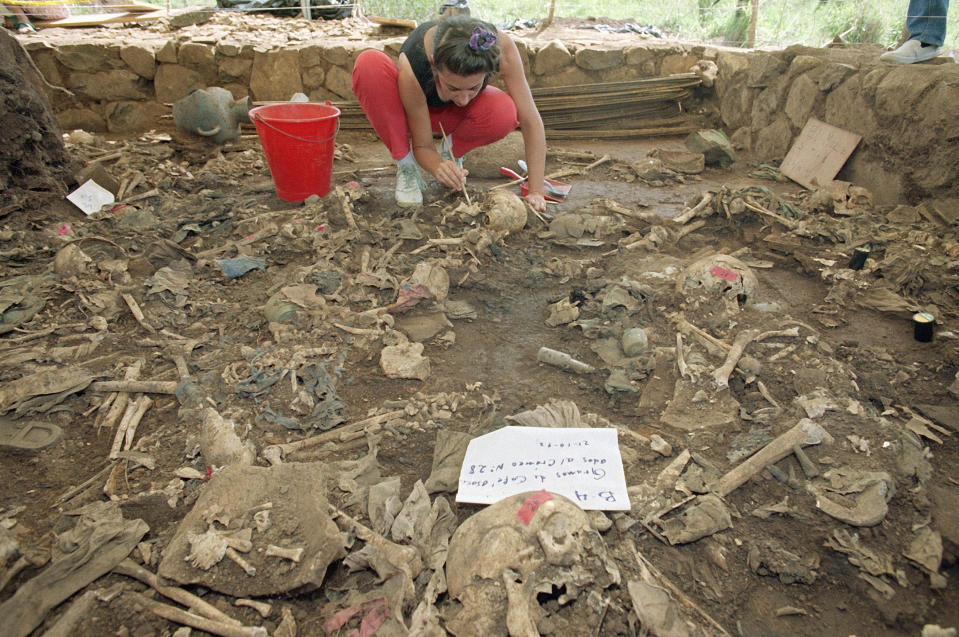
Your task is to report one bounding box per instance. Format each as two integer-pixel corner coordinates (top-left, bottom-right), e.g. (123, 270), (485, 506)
(468, 27), (497, 52)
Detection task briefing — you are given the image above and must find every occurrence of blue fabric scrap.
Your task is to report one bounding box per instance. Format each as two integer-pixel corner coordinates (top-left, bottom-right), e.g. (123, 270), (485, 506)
(217, 257), (266, 280)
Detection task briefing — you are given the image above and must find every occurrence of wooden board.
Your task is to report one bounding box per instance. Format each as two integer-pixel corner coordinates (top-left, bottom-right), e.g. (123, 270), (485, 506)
(35, 9), (165, 27)
(100, 3), (165, 12)
(368, 16), (416, 29)
(780, 117), (862, 190)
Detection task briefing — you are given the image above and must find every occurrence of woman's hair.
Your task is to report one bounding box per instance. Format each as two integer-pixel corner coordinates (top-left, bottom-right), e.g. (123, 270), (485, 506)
(432, 15), (501, 76)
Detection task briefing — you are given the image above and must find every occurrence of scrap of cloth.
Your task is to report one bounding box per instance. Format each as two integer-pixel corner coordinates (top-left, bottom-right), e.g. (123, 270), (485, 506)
(0, 501), (148, 637)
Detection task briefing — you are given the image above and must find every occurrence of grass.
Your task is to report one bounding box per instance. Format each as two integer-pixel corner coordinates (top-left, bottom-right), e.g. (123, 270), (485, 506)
(359, 0), (959, 49)
(127, 0), (959, 50)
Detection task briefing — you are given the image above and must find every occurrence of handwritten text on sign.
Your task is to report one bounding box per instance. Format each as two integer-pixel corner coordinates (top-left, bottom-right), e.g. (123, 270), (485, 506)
(456, 427), (630, 511)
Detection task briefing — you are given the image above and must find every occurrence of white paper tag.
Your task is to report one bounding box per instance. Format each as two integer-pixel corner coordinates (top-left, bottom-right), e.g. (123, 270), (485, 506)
(456, 426), (630, 510)
(66, 179), (115, 216)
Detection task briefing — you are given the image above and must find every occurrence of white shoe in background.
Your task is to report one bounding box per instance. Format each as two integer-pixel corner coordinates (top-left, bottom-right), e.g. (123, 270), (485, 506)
(880, 39), (941, 64)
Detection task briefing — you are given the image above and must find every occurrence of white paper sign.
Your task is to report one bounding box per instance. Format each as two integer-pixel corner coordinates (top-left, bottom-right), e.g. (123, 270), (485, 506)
(456, 426), (630, 511)
(66, 179), (115, 216)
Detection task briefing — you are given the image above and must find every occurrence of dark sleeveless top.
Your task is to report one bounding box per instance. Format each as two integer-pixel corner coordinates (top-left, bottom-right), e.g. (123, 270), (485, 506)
(400, 20), (491, 109)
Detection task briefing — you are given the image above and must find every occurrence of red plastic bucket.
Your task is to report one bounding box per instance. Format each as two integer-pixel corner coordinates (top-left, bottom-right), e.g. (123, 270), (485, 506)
(249, 102), (341, 202)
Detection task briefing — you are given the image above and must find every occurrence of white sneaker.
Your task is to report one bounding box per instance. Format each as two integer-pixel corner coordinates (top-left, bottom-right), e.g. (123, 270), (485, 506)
(439, 137), (464, 169)
(395, 162), (424, 208)
(880, 39), (941, 64)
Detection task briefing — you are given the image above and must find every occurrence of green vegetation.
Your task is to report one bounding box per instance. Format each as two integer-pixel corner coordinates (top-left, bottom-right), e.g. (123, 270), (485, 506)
(134, 0), (958, 50)
(359, 0), (958, 49)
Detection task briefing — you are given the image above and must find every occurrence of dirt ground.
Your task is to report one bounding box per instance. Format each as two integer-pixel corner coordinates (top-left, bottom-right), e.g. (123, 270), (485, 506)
(1, 18), (958, 637)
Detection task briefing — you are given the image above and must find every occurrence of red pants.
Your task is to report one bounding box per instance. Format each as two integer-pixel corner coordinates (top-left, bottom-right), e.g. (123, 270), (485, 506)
(352, 49), (519, 160)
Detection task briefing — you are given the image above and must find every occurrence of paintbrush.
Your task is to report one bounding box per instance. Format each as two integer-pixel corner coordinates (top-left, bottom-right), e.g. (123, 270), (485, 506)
(438, 123), (471, 205)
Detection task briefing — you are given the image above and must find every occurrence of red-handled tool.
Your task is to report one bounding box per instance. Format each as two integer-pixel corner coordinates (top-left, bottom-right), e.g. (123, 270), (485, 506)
(498, 167), (571, 202)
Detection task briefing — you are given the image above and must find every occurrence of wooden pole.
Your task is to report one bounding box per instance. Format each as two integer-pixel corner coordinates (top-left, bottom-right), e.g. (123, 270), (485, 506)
(747, 0), (759, 48)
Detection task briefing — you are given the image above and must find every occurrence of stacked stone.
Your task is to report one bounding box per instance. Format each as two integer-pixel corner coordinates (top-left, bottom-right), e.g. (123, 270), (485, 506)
(24, 29), (708, 134)
(716, 45), (959, 202)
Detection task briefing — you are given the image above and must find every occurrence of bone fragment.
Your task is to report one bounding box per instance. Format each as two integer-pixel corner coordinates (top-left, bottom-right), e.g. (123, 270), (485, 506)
(55, 464), (113, 507)
(0, 548), (48, 593)
(502, 569), (540, 637)
(672, 192), (714, 225)
(537, 347), (595, 374)
(711, 419), (833, 497)
(97, 359), (143, 431)
(39, 589), (98, 637)
(334, 186), (359, 230)
(226, 547), (256, 576)
(122, 293), (157, 334)
(675, 333), (692, 381)
(262, 446), (283, 466)
(792, 445), (819, 479)
(743, 196), (796, 229)
(122, 395), (153, 453)
(756, 380), (781, 411)
(332, 323), (381, 336)
(110, 395), (141, 459)
(268, 409), (404, 458)
(656, 449), (691, 488)
(767, 343), (799, 362)
(673, 219), (707, 241)
(670, 314), (730, 355)
(649, 435), (672, 457)
(90, 380), (179, 394)
(712, 329), (759, 388)
(274, 607), (296, 637)
(114, 559), (243, 626)
(173, 355), (191, 380)
(265, 545), (304, 563)
(129, 593), (267, 637)
(235, 599), (272, 618)
(409, 237), (464, 255)
(602, 199), (662, 224)
(756, 326), (801, 341)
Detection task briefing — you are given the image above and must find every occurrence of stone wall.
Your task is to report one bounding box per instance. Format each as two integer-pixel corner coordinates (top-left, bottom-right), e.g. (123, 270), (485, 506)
(22, 17), (712, 136)
(20, 15), (959, 205)
(716, 45), (959, 204)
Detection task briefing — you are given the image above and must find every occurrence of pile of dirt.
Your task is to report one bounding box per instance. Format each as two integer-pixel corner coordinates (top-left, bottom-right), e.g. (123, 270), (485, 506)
(0, 106), (956, 636)
(0, 30), (73, 198)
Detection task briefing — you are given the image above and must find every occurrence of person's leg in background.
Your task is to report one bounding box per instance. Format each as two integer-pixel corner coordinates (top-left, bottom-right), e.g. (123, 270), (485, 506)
(4, 5), (37, 33)
(906, 0), (949, 46)
(881, 0), (949, 63)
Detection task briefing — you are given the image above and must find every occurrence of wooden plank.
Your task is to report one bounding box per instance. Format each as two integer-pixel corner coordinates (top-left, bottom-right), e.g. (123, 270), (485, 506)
(368, 16), (416, 29)
(100, 3), (165, 12)
(35, 10), (165, 27)
(780, 117), (861, 190)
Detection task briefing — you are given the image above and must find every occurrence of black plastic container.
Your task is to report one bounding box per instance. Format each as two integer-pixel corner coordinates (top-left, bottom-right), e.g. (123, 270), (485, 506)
(848, 248), (870, 270)
(913, 312), (935, 342)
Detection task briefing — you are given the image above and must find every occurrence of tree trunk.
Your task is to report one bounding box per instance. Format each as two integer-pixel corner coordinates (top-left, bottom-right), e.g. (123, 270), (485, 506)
(722, 0), (751, 47)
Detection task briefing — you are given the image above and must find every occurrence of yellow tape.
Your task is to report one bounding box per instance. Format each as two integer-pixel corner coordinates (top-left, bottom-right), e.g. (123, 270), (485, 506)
(4, 0), (74, 5)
